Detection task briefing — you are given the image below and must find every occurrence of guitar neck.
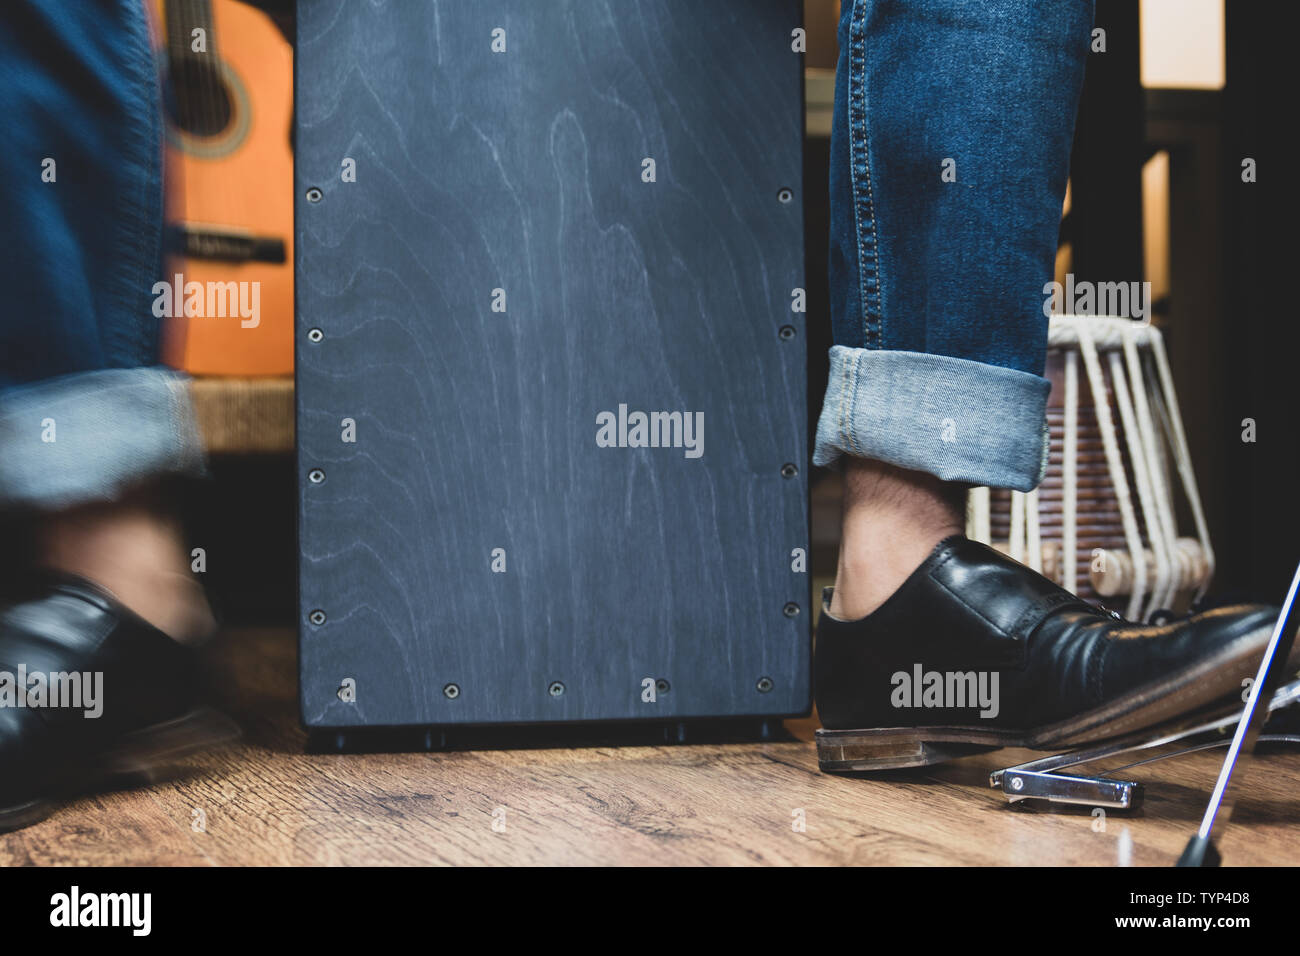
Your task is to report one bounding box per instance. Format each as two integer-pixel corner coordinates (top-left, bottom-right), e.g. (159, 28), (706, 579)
(165, 0), (220, 64)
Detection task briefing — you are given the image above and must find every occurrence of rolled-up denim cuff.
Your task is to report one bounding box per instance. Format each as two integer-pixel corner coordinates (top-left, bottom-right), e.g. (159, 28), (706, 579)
(813, 346), (1050, 492)
(0, 368), (206, 510)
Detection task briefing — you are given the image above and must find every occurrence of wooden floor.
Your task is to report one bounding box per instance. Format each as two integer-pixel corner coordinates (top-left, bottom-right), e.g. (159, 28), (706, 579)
(3, 625), (1298, 866)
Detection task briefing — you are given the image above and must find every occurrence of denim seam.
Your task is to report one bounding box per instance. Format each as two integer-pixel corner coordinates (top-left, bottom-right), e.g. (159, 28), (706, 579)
(838, 350), (852, 455)
(847, 0), (884, 349)
(847, 349), (864, 456)
(103, 1), (164, 368)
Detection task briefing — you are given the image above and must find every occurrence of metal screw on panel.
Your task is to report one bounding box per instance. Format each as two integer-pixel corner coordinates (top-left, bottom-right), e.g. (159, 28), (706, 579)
(1010, 776), (1024, 792)
(756, 676), (774, 693)
(443, 683), (460, 700)
(306, 186), (323, 203)
(777, 186), (794, 204)
(309, 609), (327, 626)
(781, 462), (798, 479)
(783, 602), (800, 618)
(548, 681), (566, 698)
(307, 328), (324, 343)
(308, 468), (325, 484)
(656, 679), (671, 694)
(779, 325), (796, 341)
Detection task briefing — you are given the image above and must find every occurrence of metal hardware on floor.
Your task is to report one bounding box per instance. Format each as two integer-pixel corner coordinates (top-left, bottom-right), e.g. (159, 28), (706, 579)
(989, 676), (1300, 809)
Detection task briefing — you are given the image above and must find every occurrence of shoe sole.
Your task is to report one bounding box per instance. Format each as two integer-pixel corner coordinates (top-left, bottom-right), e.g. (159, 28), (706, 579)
(816, 622), (1292, 772)
(0, 707), (241, 833)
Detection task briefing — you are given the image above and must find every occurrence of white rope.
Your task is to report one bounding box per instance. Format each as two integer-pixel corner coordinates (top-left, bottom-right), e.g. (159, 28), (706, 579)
(1106, 349), (1170, 621)
(1077, 322), (1147, 620)
(1146, 366), (1190, 599)
(968, 485), (991, 545)
(1090, 541), (1207, 595)
(1010, 490), (1026, 562)
(1063, 349), (1078, 592)
(1147, 365), (1179, 512)
(1026, 488), (1042, 573)
(1148, 328), (1216, 598)
(1048, 314), (1158, 349)
(1123, 326), (1182, 611)
(968, 315), (1213, 608)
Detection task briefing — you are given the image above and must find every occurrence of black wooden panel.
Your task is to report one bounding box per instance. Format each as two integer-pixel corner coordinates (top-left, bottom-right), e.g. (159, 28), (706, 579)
(296, 0), (808, 728)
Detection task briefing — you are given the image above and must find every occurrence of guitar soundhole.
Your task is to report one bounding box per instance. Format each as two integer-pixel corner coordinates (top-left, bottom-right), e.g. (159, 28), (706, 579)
(166, 59), (234, 138)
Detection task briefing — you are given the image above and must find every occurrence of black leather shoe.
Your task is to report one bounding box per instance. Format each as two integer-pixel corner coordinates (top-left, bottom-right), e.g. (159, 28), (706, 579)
(815, 535), (1290, 771)
(0, 577), (238, 831)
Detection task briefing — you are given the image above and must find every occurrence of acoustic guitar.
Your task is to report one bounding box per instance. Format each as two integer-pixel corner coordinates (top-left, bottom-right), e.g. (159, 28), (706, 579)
(156, 0), (293, 375)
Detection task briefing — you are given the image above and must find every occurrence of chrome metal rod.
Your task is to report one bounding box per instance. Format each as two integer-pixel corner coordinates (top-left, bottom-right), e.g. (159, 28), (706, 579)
(1194, 560), (1300, 842)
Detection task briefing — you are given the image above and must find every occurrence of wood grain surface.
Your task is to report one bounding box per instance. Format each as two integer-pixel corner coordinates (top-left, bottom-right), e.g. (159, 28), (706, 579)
(294, 1), (810, 728)
(2, 626), (1297, 866)
(191, 376), (294, 453)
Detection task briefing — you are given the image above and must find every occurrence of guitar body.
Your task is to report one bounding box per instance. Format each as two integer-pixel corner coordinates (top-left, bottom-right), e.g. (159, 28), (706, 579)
(159, 0), (293, 375)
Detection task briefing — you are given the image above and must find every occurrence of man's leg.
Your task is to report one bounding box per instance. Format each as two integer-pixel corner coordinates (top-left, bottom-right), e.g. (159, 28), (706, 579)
(0, 0), (222, 831)
(0, 0), (208, 623)
(813, 0), (1285, 769)
(0, 0), (211, 636)
(820, 0), (1086, 613)
(831, 460), (964, 620)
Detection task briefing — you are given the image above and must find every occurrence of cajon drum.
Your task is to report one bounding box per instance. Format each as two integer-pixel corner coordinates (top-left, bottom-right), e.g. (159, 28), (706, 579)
(295, 0), (809, 733)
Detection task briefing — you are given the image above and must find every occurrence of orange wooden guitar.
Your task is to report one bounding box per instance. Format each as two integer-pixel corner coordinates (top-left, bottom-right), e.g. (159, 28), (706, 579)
(156, 0), (293, 375)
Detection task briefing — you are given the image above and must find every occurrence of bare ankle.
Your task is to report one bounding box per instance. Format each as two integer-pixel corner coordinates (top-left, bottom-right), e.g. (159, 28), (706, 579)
(829, 459), (966, 621)
(36, 486), (214, 643)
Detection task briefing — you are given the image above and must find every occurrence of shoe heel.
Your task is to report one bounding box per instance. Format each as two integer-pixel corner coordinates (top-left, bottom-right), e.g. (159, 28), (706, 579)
(0, 797), (52, 834)
(101, 706), (241, 777)
(815, 727), (998, 772)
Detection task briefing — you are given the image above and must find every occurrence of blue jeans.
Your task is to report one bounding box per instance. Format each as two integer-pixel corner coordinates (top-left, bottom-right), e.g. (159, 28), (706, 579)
(0, 0), (1090, 509)
(0, 0), (203, 510)
(814, 0), (1094, 491)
